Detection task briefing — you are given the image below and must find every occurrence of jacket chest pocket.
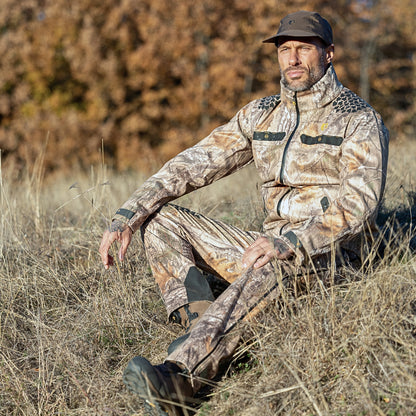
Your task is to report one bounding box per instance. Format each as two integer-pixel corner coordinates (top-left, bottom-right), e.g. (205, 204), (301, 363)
(301, 134), (343, 146)
(252, 131), (286, 178)
(253, 131), (286, 142)
(285, 134), (343, 184)
(299, 134), (343, 167)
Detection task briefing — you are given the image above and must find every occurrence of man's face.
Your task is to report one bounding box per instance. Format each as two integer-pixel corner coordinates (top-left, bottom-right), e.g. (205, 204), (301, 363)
(277, 37), (334, 92)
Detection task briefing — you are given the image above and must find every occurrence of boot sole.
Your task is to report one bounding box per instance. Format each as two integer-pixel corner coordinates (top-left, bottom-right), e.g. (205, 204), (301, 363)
(123, 356), (170, 416)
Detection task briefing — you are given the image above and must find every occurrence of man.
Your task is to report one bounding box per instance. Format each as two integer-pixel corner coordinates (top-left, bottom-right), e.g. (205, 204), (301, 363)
(99, 11), (389, 416)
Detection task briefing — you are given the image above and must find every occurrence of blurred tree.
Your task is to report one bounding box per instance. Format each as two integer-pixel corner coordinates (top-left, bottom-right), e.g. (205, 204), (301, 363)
(0, 0), (414, 178)
(325, 0), (416, 136)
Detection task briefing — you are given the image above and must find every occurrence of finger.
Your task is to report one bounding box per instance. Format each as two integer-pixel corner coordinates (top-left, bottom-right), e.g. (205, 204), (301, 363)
(99, 231), (117, 268)
(118, 229), (132, 261)
(242, 256), (257, 270)
(105, 254), (114, 270)
(99, 236), (110, 266)
(253, 251), (274, 269)
(242, 237), (273, 268)
(242, 246), (265, 269)
(248, 237), (268, 250)
(241, 245), (257, 269)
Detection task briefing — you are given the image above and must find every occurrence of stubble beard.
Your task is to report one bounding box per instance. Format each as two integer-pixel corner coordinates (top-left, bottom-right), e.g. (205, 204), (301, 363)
(281, 55), (327, 92)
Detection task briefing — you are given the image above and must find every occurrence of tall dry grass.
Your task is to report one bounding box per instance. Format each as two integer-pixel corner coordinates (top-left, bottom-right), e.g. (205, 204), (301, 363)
(0, 139), (416, 415)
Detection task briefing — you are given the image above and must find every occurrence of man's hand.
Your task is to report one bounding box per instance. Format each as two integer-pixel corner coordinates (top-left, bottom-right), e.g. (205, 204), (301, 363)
(242, 236), (294, 270)
(99, 220), (133, 270)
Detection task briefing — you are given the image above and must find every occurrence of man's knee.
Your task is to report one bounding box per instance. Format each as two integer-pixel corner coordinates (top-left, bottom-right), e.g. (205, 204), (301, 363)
(140, 203), (179, 242)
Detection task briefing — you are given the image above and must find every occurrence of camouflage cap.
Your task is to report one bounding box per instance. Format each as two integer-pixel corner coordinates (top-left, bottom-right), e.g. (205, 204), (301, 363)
(263, 11), (333, 46)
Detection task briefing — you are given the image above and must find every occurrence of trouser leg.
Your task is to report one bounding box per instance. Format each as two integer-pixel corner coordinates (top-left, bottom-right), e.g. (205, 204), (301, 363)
(141, 203), (260, 317)
(166, 260), (299, 392)
(141, 203), (302, 393)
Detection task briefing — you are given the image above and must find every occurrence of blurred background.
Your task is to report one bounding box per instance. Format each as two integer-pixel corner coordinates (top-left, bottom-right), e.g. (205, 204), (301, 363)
(0, 0), (414, 179)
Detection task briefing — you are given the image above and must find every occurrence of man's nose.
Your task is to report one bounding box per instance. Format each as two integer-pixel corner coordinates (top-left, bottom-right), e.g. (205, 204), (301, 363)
(289, 50), (301, 66)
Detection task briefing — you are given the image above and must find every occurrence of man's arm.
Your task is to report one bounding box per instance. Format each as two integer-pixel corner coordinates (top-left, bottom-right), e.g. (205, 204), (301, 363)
(99, 99), (263, 269)
(113, 119), (255, 234)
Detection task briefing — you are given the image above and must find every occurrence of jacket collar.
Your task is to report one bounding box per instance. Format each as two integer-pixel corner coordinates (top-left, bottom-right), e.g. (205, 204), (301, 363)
(280, 64), (343, 111)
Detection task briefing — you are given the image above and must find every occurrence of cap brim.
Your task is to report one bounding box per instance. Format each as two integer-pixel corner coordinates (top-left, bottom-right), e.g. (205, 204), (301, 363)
(262, 34), (279, 43)
(262, 29), (323, 43)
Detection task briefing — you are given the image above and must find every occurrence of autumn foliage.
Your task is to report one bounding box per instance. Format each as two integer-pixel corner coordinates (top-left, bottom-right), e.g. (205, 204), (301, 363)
(0, 0), (415, 177)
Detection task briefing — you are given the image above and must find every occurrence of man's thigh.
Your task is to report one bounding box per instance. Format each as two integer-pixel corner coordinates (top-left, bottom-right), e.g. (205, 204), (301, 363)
(145, 203), (261, 283)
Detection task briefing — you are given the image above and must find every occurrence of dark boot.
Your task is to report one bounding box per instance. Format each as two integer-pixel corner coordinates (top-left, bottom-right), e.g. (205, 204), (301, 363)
(168, 300), (212, 355)
(123, 356), (194, 416)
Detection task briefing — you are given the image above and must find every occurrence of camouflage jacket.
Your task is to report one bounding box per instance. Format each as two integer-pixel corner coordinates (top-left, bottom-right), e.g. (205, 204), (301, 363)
(113, 65), (389, 262)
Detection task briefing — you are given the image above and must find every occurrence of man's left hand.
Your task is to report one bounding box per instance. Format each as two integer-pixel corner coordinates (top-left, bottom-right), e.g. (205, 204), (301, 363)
(242, 237), (294, 270)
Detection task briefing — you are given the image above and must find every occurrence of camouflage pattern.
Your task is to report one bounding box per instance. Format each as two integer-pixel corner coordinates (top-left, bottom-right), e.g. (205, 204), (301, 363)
(141, 203), (308, 391)
(115, 64), (389, 390)
(114, 65), (389, 261)
(142, 204), (261, 316)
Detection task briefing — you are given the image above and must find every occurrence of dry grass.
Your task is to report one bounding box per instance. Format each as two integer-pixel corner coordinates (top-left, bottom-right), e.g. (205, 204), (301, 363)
(1, 139), (416, 416)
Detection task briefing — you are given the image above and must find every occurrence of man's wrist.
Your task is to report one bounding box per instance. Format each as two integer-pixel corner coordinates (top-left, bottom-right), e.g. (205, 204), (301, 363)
(108, 220), (126, 233)
(108, 219), (133, 234)
(111, 208), (136, 233)
(273, 237), (294, 257)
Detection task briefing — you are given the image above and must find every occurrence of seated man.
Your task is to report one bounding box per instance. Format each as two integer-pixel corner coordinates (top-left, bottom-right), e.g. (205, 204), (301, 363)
(99, 10), (389, 416)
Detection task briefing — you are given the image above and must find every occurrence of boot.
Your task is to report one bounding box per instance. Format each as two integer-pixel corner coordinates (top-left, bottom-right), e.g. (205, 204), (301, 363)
(168, 300), (212, 355)
(123, 356), (194, 416)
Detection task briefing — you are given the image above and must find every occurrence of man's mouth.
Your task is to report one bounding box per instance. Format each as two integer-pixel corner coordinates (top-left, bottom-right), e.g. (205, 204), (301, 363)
(285, 68), (306, 79)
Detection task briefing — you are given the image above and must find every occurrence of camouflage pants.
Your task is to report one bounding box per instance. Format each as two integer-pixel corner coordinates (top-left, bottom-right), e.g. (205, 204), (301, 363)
(141, 203), (308, 391)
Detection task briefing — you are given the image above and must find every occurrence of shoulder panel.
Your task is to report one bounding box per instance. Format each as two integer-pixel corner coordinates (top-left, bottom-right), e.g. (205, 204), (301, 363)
(332, 89), (371, 114)
(257, 94), (281, 111)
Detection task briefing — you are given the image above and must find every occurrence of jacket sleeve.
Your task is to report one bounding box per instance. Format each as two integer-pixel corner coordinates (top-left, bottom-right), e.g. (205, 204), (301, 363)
(283, 110), (389, 261)
(112, 102), (258, 233)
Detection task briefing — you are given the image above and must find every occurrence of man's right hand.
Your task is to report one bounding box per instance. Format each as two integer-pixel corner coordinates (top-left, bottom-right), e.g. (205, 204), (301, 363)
(242, 236), (294, 270)
(99, 220), (133, 270)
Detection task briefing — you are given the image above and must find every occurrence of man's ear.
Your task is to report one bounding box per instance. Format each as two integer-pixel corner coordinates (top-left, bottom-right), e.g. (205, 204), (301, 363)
(325, 44), (334, 64)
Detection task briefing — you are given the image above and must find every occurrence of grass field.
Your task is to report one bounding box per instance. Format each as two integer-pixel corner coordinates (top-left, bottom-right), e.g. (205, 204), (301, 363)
(1, 139), (416, 416)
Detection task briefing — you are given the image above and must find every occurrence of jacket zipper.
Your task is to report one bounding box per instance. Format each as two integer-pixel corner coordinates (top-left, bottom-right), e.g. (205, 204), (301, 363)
(279, 92), (300, 184)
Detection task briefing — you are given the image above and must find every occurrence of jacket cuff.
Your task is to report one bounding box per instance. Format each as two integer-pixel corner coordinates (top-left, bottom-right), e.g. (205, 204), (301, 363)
(281, 231), (305, 264)
(112, 208), (136, 227)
